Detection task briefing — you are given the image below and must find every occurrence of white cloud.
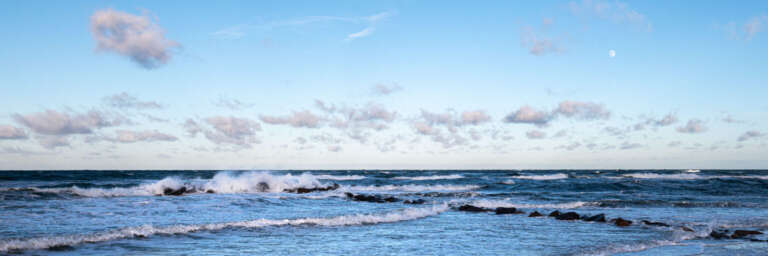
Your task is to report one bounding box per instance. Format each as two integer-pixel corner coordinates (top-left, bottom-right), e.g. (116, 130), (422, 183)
(103, 92), (163, 109)
(554, 101), (610, 120)
(0, 125), (28, 140)
(346, 27), (375, 40)
(676, 119), (707, 134)
(738, 130), (764, 142)
(372, 83), (403, 96)
(13, 110), (124, 136)
(570, 0), (653, 32)
(503, 106), (552, 126)
(112, 130), (178, 143)
(526, 130), (546, 139)
(260, 110), (325, 128)
(91, 9), (179, 69)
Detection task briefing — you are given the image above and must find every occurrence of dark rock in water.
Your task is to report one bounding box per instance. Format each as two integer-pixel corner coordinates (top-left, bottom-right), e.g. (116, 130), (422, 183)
(458, 205), (490, 212)
(205, 189), (215, 193)
(403, 199), (426, 204)
(584, 214), (606, 222)
(710, 231), (729, 239)
(163, 187), (187, 196)
(642, 220), (669, 227)
(285, 183), (340, 194)
(548, 211), (561, 217)
(613, 218), (632, 227)
(556, 212), (580, 220)
(257, 182), (270, 192)
(732, 230), (763, 239)
(383, 197), (399, 202)
(495, 207), (517, 214)
(47, 244), (75, 251)
(681, 226), (694, 232)
(345, 192), (399, 203)
(528, 211), (543, 217)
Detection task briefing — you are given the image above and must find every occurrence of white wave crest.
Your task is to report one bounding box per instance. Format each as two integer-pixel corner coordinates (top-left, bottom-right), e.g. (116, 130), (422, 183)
(344, 184), (481, 192)
(0, 205), (448, 252)
(622, 173), (768, 180)
(469, 199), (592, 209)
(23, 172), (329, 197)
(510, 173), (568, 180)
(393, 174), (464, 181)
(313, 174), (366, 181)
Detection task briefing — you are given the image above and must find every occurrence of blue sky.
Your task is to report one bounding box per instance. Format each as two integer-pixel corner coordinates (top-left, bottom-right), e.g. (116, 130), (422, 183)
(1, 0), (767, 170)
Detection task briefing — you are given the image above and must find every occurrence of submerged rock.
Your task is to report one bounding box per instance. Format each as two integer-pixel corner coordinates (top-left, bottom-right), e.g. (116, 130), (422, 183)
(680, 226), (694, 232)
(556, 212), (580, 221)
(403, 199), (426, 204)
(205, 189), (215, 194)
(641, 220), (669, 227)
(732, 230), (763, 239)
(613, 218), (633, 227)
(285, 183), (340, 194)
(495, 207), (518, 214)
(257, 182), (270, 192)
(457, 205), (490, 212)
(584, 214), (606, 222)
(528, 211), (543, 217)
(710, 231), (729, 239)
(548, 211), (561, 217)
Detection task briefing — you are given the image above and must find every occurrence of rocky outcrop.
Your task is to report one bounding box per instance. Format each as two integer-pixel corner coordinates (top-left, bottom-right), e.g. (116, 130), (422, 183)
(555, 212), (580, 221)
(457, 204), (491, 212)
(731, 230), (763, 239)
(162, 187), (189, 196)
(612, 218), (632, 227)
(528, 211), (543, 217)
(548, 211), (561, 217)
(284, 183), (340, 194)
(583, 214), (606, 222)
(403, 199), (426, 204)
(345, 192), (399, 203)
(495, 207), (522, 215)
(641, 220), (669, 227)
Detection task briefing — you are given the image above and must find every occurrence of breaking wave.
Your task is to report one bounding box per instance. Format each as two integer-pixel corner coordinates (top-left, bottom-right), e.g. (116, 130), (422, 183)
(510, 174), (569, 180)
(393, 174), (464, 181)
(313, 174), (366, 181)
(344, 184), (482, 192)
(8, 172), (329, 197)
(622, 173), (768, 180)
(469, 199), (593, 209)
(0, 205), (449, 252)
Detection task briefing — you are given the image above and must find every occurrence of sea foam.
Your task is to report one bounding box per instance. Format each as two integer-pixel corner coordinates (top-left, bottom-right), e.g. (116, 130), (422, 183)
(0, 205), (448, 252)
(393, 174), (464, 181)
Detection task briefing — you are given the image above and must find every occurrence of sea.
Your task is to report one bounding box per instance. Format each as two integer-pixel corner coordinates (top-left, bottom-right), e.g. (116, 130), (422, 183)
(1, 170), (767, 255)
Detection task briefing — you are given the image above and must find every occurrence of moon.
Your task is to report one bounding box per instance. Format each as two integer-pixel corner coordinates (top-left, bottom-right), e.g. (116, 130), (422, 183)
(609, 50), (616, 58)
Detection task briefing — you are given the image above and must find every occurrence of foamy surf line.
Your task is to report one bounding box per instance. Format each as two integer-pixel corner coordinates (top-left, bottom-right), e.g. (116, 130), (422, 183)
(0, 205), (448, 252)
(509, 174), (569, 180)
(393, 174), (464, 181)
(621, 173), (768, 180)
(344, 184), (482, 192)
(469, 199), (594, 209)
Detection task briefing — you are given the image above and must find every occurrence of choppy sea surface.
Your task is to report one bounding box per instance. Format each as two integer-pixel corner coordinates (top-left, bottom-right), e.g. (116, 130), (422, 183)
(1, 170), (767, 255)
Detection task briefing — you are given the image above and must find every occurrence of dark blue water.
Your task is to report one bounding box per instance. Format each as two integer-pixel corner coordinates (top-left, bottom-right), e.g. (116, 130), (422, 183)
(1, 170), (767, 255)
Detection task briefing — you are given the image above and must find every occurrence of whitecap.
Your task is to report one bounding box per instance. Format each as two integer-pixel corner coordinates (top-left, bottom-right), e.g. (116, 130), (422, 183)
(344, 184), (481, 192)
(313, 174), (366, 181)
(469, 199), (592, 209)
(510, 173), (568, 180)
(0, 205), (448, 252)
(393, 174), (464, 181)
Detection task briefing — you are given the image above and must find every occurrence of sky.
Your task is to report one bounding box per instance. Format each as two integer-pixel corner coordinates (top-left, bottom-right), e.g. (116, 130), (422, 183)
(1, 0), (767, 170)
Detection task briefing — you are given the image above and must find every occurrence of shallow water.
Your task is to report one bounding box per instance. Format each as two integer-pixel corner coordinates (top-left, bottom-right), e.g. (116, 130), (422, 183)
(1, 170), (767, 255)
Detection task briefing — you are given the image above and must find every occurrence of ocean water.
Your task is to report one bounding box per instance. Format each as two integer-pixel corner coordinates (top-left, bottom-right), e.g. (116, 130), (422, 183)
(1, 170), (767, 255)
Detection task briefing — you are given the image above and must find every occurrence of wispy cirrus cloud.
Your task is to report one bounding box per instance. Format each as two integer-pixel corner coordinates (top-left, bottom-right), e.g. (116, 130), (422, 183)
(91, 9), (180, 69)
(212, 11), (397, 41)
(103, 92), (163, 110)
(372, 83), (403, 96)
(569, 0), (652, 32)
